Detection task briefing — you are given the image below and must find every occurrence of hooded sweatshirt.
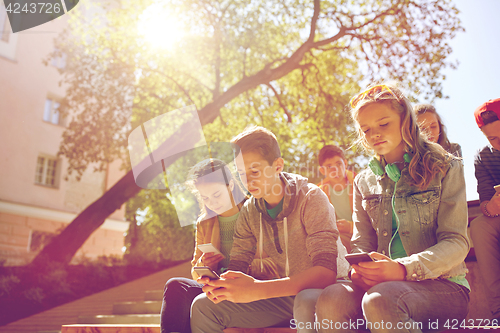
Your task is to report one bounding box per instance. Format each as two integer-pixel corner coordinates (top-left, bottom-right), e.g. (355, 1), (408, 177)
(228, 172), (348, 279)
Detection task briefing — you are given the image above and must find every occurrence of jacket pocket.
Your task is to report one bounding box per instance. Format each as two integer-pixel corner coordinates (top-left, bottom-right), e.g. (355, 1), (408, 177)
(362, 195), (382, 230)
(408, 189), (440, 228)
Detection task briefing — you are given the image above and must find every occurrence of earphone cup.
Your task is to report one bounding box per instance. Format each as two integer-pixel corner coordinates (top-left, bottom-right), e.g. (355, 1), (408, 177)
(369, 155), (408, 182)
(385, 164), (401, 182)
(368, 157), (385, 176)
(404, 153), (412, 163)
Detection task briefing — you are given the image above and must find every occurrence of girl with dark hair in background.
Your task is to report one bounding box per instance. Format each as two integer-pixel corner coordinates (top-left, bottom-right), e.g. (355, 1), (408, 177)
(414, 103), (462, 157)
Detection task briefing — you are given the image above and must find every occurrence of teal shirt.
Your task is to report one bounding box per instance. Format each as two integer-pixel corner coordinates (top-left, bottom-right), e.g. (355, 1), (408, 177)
(390, 210), (407, 259)
(266, 198), (284, 219)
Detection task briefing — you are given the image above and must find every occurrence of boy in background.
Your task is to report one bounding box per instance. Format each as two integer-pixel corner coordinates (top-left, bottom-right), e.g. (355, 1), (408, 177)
(317, 145), (355, 253)
(190, 126), (347, 332)
(470, 98), (500, 321)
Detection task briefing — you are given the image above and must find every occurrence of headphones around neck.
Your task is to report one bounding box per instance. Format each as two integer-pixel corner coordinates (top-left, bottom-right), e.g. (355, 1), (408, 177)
(368, 153), (412, 182)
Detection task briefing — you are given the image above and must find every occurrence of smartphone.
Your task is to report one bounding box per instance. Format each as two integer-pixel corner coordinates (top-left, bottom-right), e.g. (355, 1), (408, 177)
(495, 184), (500, 194)
(193, 266), (220, 280)
(197, 243), (223, 256)
(345, 253), (375, 265)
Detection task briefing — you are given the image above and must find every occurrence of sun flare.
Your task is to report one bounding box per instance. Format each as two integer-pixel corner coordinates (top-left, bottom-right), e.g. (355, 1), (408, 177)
(137, 2), (184, 50)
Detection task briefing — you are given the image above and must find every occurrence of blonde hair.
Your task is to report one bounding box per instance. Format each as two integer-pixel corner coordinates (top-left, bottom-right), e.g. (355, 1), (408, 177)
(350, 83), (454, 190)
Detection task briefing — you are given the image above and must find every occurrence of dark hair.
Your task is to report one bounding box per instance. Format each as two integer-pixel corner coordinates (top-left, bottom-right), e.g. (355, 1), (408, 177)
(479, 111), (500, 126)
(318, 145), (345, 166)
(186, 159), (247, 219)
(231, 125), (281, 166)
(414, 103), (452, 152)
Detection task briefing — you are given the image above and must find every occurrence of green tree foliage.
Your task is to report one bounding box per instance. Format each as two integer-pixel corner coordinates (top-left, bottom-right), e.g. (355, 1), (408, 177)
(124, 189), (195, 264)
(32, 0), (463, 266)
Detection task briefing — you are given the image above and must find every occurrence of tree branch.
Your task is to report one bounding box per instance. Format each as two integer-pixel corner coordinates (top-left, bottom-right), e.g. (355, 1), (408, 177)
(312, 26), (347, 48)
(307, 0), (320, 43)
(142, 66), (196, 107)
(266, 82), (292, 123)
(312, 4), (399, 49)
(197, 0), (323, 126)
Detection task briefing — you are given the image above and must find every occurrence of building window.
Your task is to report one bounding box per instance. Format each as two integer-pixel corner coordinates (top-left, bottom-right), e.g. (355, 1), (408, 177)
(0, 3), (9, 43)
(29, 230), (57, 252)
(51, 48), (67, 69)
(35, 155), (59, 187)
(43, 98), (64, 126)
(0, 3), (18, 61)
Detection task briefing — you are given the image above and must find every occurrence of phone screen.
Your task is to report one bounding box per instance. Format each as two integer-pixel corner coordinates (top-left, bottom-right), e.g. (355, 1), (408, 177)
(345, 253), (374, 265)
(193, 266), (220, 280)
(197, 243), (223, 256)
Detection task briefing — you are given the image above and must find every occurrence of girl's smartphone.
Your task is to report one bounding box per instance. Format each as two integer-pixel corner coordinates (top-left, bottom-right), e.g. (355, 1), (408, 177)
(345, 253), (375, 265)
(197, 243), (223, 256)
(193, 266), (220, 280)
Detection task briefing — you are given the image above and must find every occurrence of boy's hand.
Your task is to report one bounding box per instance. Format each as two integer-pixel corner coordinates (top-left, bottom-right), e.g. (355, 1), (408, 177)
(200, 252), (224, 271)
(487, 192), (500, 215)
(353, 252), (406, 285)
(199, 271), (261, 304)
(198, 277), (221, 300)
(336, 219), (352, 234)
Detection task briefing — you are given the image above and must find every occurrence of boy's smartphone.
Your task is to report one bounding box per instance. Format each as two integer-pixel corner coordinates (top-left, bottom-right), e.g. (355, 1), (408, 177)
(494, 184), (500, 194)
(193, 266), (220, 280)
(197, 243), (223, 256)
(345, 253), (375, 265)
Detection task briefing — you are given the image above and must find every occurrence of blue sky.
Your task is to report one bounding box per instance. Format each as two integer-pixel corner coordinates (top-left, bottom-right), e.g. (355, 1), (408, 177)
(433, 0), (500, 201)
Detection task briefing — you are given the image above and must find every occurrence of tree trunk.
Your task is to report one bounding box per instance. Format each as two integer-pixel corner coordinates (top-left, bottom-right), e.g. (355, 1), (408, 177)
(30, 103), (221, 267)
(29, 170), (140, 267)
(29, 112), (206, 267)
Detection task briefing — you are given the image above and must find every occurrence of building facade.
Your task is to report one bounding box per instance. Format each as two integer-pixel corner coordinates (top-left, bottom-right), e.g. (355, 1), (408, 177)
(0, 3), (129, 266)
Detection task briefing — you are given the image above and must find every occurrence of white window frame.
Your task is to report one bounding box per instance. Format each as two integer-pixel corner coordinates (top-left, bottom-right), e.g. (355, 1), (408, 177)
(51, 48), (67, 69)
(35, 154), (60, 188)
(0, 2), (8, 43)
(43, 98), (65, 126)
(0, 3), (19, 61)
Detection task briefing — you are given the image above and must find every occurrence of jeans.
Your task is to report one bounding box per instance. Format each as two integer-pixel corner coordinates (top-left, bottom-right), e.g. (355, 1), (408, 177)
(294, 289), (323, 333)
(293, 281), (352, 333)
(316, 280), (469, 333)
(470, 214), (500, 318)
(160, 277), (204, 333)
(190, 293), (294, 333)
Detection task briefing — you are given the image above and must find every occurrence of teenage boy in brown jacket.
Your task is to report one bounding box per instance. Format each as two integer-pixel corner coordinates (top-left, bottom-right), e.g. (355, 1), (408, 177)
(190, 126), (346, 332)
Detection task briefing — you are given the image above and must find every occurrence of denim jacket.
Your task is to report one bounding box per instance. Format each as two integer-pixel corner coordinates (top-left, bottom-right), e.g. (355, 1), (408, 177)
(352, 159), (469, 281)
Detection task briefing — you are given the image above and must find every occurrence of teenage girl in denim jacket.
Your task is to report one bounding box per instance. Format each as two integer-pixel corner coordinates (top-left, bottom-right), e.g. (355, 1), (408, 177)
(315, 83), (470, 332)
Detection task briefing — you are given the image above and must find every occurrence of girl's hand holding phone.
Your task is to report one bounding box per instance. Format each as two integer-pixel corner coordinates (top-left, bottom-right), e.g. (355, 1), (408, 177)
(350, 267), (373, 291)
(352, 252), (406, 287)
(200, 252), (224, 271)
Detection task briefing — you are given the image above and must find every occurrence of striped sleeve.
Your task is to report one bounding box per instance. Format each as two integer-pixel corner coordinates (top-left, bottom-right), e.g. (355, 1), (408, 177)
(474, 146), (500, 202)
